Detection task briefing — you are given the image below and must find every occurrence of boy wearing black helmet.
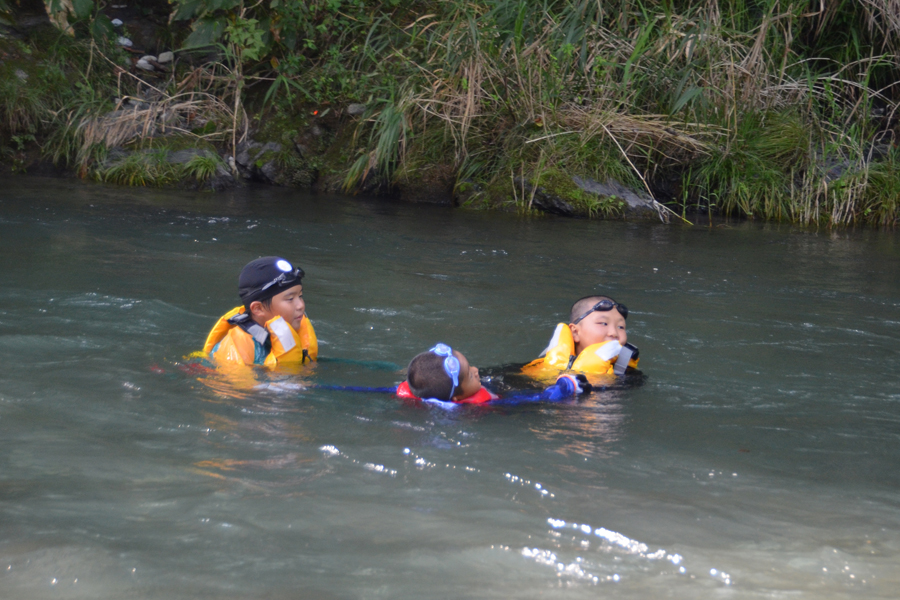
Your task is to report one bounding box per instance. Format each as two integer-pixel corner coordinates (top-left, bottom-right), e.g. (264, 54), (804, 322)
(522, 295), (639, 382)
(202, 256), (318, 367)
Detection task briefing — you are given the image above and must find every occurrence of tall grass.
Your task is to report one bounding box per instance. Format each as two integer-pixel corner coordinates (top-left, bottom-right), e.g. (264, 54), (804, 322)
(5, 2), (900, 225)
(287, 0), (899, 225)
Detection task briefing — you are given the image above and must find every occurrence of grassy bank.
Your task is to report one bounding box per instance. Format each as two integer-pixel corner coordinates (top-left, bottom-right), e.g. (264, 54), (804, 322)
(1, 1), (899, 225)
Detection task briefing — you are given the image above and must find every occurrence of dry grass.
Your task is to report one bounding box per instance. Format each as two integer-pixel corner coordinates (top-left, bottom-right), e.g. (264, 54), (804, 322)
(74, 92), (236, 160)
(57, 50), (246, 170)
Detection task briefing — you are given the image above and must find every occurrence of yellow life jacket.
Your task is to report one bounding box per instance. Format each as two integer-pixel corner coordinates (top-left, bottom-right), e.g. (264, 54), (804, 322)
(521, 323), (639, 382)
(202, 306), (318, 368)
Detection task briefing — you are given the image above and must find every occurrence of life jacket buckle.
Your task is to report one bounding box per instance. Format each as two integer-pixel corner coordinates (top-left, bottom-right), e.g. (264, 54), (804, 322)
(228, 312), (269, 347)
(613, 343), (639, 376)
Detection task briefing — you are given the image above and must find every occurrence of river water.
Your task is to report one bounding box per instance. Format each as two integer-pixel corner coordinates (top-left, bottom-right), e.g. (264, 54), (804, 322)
(1, 176), (899, 599)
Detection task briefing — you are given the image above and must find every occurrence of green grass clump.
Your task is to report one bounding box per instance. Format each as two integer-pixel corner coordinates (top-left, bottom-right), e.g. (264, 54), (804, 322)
(101, 152), (181, 187)
(183, 153), (223, 183)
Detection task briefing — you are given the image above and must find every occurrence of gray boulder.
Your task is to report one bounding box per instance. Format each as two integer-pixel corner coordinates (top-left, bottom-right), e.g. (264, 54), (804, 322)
(166, 148), (212, 164)
(515, 174), (664, 220)
(572, 176), (659, 218)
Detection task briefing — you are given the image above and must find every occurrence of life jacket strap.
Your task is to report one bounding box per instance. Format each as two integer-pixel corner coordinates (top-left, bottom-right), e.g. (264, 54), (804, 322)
(614, 343), (639, 376)
(227, 312), (270, 347)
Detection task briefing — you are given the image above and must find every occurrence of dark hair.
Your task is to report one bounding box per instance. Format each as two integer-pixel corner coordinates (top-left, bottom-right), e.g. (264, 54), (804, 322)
(569, 295), (615, 323)
(407, 351), (453, 400)
(244, 297), (273, 314)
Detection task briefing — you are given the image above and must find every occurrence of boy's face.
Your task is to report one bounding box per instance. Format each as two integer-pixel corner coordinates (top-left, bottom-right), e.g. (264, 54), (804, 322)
(251, 284), (306, 330)
(570, 307), (627, 355)
(452, 350), (482, 399)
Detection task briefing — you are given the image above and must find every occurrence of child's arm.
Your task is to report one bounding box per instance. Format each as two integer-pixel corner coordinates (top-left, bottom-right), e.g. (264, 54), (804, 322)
(491, 374), (592, 404)
(539, 374), (592, 401)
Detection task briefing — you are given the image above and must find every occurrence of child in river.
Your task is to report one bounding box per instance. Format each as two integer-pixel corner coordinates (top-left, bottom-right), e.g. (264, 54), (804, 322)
(397, 343), (589, 406)
(202, 256), (318, 367)
(522, 295), (639, 382)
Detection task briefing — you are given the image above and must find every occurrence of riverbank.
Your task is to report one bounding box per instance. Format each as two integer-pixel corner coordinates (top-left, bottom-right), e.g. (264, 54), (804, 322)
(1, 1), (898, 226)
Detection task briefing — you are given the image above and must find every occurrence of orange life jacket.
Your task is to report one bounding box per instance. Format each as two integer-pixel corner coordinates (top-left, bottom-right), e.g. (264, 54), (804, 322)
(202, 306), (318, 368)
(521, 322), (639, 382)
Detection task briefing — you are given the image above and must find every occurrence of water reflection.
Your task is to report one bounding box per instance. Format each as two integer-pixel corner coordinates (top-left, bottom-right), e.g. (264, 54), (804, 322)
(527, 391), (628, 459)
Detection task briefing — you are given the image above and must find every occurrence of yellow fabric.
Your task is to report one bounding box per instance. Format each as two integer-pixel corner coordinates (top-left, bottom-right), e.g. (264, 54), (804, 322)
(202, 306), (258, 365)
(263, 314), (318, 367)
(203, 306), (245, 355)
(202, 306), (318, 368)
(571, 342), (618, 375)
(521, 322), (639, 383)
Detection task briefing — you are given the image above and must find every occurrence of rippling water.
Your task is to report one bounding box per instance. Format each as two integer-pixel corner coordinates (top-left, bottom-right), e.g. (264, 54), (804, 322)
(1, 176), (899, 599)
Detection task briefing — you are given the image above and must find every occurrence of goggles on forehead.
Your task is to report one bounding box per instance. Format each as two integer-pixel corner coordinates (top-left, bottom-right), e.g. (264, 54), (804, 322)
(259, 265), (305, 293)
(430, 343), (460, 400)
(572, 299), (628, 325)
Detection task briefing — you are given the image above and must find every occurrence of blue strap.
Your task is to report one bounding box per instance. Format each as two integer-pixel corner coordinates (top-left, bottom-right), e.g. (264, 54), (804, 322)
(311, 384), (399, 394)
(310, 381), (594, 405)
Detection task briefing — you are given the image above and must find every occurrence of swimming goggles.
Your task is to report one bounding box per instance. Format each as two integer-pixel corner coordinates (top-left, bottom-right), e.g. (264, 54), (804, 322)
(572, 299), (628, 324)
(430, 343), (460, 400)
(259, 264), (305, 292)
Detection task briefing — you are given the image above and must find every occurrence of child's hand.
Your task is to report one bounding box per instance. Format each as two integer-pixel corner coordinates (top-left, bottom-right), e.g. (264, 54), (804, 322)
(556, 373), (594, 396)
(573, 374), (592, 393)
(552, 374), (593, 397)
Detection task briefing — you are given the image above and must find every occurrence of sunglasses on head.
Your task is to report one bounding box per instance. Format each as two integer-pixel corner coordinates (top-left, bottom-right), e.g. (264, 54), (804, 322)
(259, 266), (305, 293)
(572, 299), (628, 325)
(429, 343), (460, 399)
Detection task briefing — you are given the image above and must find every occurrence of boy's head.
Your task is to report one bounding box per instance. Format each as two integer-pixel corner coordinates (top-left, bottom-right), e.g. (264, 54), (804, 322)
(568, 295), (628, 355)
(238, 256), (306, 329)
(407, 343), (481, 401)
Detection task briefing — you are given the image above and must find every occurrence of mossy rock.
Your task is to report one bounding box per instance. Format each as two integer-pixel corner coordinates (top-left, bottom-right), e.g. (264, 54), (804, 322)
(236, 106), (355, 188)
(394, 161), (456, 204)
(467, 178), (524, 213)
(464, 168), (656, 219)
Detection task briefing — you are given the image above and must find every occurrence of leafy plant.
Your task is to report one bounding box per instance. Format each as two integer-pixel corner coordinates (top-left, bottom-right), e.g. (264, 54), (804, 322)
(101, 152), (180, 187)
(184, 153), (223, 182)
